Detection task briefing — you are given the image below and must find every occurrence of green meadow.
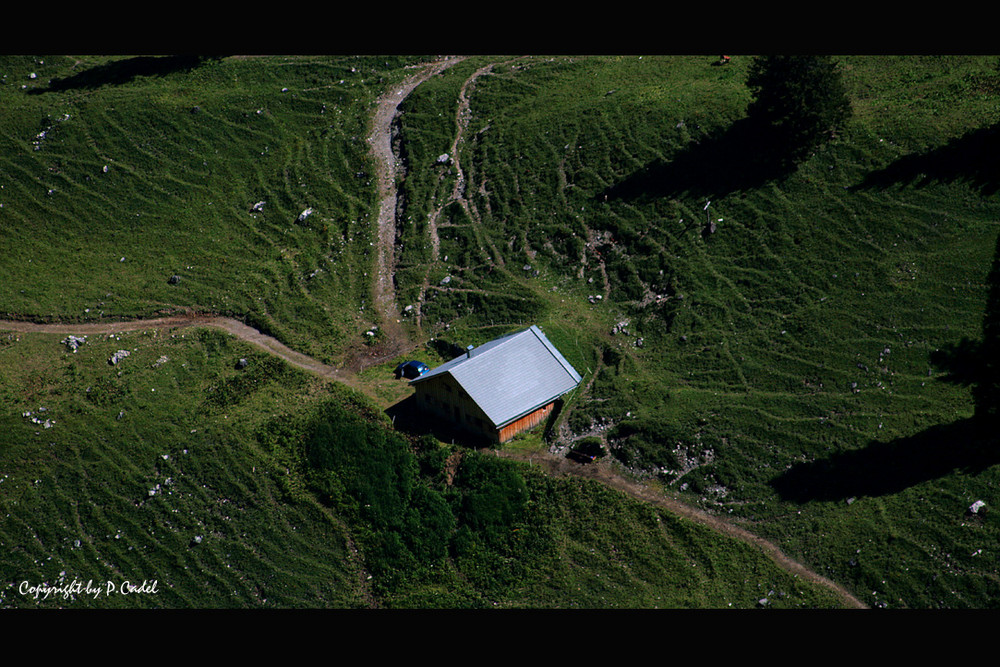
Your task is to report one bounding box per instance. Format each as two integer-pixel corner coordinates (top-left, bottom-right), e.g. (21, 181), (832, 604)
(2, 54), (999, 607)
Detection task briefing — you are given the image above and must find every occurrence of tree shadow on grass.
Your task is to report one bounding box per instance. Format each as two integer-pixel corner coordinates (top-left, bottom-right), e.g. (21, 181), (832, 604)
(773, 231), (1000, 504)
(28, 55), (220, 94)
(598, 118), (798, 203)
(770, 418), (999, 503)
(849, 122), (1000, 196)
(930, 336), (982, 387)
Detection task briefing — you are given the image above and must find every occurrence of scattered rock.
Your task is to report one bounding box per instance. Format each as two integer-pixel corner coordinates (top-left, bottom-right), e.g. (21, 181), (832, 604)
(109, 349), (131, 365)
(152, 355), (169, 368)
(969, 500), (986, 515)
(167, 274), (181, 285)
(440, 275), (451, 285)
(191, 535), (203, 546)
(436, 153), (450, 164)
(62, 335), (86, 352)
(611, 320), (630, 335)
(236, 358), (248, 369)
(757, 598), (769, 607)
(296, 207), (314, 223)
(250, 201), (266, 212)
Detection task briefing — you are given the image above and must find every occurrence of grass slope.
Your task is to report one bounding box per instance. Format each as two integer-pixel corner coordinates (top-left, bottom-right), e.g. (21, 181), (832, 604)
(0, 55), (847, 608)
(0, 55), (422, 364)
(391, 54), (1000, 608)
(8, 54), (1000, 608)
(0, 327), (366, 607)
(0, 327), (843, 608)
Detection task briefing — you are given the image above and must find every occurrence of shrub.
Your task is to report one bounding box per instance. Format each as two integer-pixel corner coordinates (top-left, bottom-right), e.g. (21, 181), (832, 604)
(608, 418), (687, 472)
(453, 453), (529, 544)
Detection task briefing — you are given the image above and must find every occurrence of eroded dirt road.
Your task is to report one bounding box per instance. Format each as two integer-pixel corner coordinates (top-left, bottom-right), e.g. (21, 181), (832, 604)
(369, 57), (465, 346)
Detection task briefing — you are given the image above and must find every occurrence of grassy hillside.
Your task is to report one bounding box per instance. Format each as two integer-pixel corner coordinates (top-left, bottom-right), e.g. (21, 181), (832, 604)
(4, 54), (999, 608)
(0, 326), (844, 608)
(0, 55), (422, 363)
(0, 327), (367, 607)
(390, 55), (1000, 608)
(0, 55), (848, 608)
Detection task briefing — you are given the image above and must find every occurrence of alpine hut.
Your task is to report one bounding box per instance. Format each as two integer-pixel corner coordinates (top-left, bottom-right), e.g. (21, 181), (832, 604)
(409, 325), (582, 443)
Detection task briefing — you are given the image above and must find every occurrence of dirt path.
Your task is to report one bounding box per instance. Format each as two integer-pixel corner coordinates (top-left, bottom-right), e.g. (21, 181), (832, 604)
(0, 313), (368, 394)
(0, 56), (865, 610)
(499, 447), (867, 608)
(415, 59), (517, 329)
(368, 56), (465, 346)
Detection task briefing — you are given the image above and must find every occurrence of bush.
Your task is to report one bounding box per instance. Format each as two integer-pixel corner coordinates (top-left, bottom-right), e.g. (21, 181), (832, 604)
(453, 453), (529, 544)
(305, 407), (417, 532)
(608, 418), (687, 472)
(403, 485), (456, 561)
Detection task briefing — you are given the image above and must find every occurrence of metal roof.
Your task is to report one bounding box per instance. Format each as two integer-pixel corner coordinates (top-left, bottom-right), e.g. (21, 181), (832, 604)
(411, 325), (582, 428)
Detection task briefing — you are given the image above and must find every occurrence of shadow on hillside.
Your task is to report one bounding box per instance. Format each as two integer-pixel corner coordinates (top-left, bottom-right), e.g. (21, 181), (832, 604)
(930, 337), (983, 388)
(385, 395), (493, 448)
(598, 117), (797, 202)
(28, 56), (221, 94)
(773, 230), (1000, 503)
(850, 122), (1000, 196)
(770, 418), (1000, 503)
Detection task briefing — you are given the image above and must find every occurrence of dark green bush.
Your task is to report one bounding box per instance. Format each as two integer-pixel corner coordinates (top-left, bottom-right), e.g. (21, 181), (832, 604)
(453, 452), (529, 544)
(305, 408), (417, 532)
(403, 485), (456, 561)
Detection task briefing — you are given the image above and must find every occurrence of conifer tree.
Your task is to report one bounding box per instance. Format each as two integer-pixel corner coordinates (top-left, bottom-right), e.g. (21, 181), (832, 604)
(745, 55), (852, 166)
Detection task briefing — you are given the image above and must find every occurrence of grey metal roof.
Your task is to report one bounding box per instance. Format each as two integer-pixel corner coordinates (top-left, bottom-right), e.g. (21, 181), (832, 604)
(411, 325), (582, 428)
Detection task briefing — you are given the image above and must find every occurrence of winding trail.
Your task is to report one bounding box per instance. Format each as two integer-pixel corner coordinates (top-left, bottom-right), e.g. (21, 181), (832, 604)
(0, 56), (866, 609)
(500, 448), (867, 609)
(0, 313), (365, 394)
(369, 56), (466, 346)
(415, 59), (520, 328)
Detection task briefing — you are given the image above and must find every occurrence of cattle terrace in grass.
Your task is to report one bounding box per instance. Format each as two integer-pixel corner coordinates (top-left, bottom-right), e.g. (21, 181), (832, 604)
(409, 325), (582, 443)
